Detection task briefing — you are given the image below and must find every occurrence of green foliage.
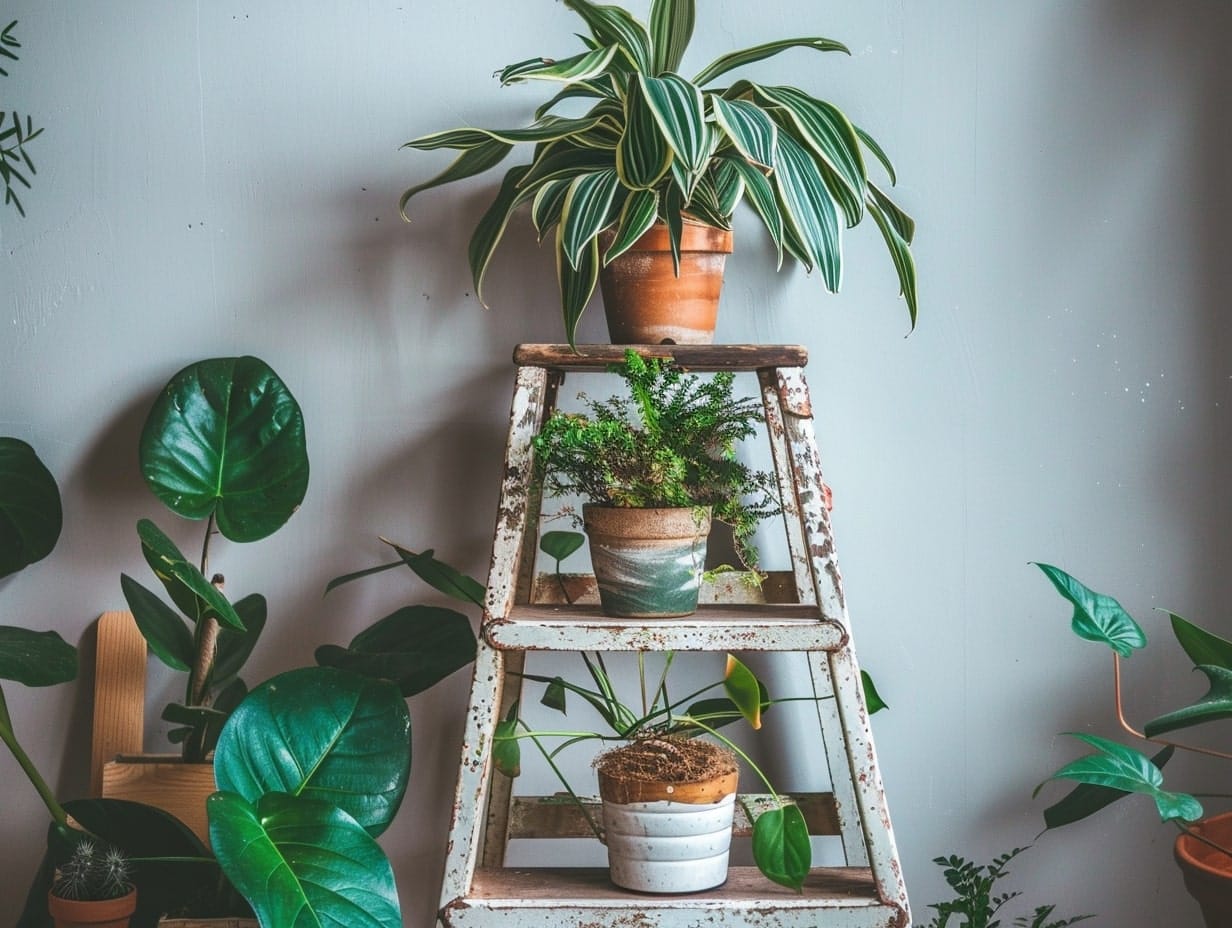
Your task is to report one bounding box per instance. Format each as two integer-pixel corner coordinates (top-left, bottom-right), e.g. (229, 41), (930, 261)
(0, 438), (62, 579)
(51, 840), (131, 902)
(400, 0), (917, 346)
(924, 848), (1093, 928)
(1, 21), (43, 217)
(533, 350), (778, 568)
(124, 356), (309, 760)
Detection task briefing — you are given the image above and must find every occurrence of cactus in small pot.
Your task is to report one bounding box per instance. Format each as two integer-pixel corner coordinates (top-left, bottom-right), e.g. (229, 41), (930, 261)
(51, 841), (133, 902)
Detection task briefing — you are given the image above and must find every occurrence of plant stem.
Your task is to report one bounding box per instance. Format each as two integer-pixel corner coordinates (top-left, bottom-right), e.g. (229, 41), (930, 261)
(684, 715), (778, 800)
(518, 721), (604, 841)
(1113, 654), (1232, 761)
(0, 685), (70, 827)
(1176, 819), (1232, 862)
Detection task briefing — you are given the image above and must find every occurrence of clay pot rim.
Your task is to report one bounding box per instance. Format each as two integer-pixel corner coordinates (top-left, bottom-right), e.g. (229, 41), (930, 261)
(1175, 811), (1232, 878)
(600, 217), (733, 256)
(47, 885), (138, 916)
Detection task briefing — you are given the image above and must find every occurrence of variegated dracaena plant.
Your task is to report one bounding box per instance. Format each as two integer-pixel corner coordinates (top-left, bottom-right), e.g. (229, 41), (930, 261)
(400, 0), (918, 348)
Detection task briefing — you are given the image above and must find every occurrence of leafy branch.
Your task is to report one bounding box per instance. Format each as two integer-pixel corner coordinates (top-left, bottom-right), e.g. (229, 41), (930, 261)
(1, 21), (43, 217)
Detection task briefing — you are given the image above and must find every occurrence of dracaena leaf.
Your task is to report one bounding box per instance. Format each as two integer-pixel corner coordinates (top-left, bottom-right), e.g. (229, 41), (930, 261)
(399, 138), (514, 217)
(564, 0), (653, 74)
(560, 169), (621, 268)
(469, 164), (534, 307)
(604, 187), (658, 264)
(867, 195), (918, 329)
(500, 46), (620, 85)
(649, 0), (694, 75)
(710, 95), (776, 169)
(557, 230), (601, 349)
(773, 132), (841, 291)
(1033, 563), (1146, 657)
(639, 73), (708, 181)
(692, 37), (851, 87)
(617, 76), (672, 189)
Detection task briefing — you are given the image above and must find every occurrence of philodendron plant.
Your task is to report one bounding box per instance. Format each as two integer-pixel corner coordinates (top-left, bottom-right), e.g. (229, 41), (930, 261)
(1031, 563), (1232, 853)
(401, 0), (917, 346)
(121, 356), (309, 762)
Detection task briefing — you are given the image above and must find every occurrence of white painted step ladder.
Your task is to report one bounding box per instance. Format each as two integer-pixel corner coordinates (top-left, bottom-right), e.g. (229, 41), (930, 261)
(436, 344), (909, 928)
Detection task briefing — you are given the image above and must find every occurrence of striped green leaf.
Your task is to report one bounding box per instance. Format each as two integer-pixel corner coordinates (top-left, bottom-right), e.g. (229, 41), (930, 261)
(572, 118), (624, 150)
(867, 196), (918, 328)
(532, 178), (572, 239)
(710, 95), (776, 169)
(856, 125), (897, 185)
(773, 132), (841, 290)
(500, 45), (620, 85)
(640, 73), (708, 182)
(649, 0), (695, 75)
(556, 231), (601, 348)
(759, 85), (865, 224)
(662, 183), (685, 275)
(869, 181), (914, 244)
(686, 174), (730, 229)
(560, 169), (621, 268)
(604, 188), (658, 264)
(711, 159), (744, 216)
(617, 76), (672, 188)
(517, 144), (612, 192)
(399, 139), (513, 218)
(564, 0), (653, 74)
(468, 165), (534, 307)
(535, 76), (619, 120)
(692, 37), (851, 87)
(403, 116), (606, 152)
(719, 155), (782, 267)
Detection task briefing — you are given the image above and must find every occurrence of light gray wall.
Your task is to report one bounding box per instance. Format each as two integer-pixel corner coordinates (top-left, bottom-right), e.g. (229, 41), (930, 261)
(3, 2), (1229, 925)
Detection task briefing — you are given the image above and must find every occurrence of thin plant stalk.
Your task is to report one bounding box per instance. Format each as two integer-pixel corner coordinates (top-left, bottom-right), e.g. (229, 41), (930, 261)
(1113, 654), (1232, 762)
(0, 686), (69, 827)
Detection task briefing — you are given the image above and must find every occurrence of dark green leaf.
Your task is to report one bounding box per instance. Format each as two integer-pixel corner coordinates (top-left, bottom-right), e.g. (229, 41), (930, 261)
(1144, 665), (1232, 736)
(557, 232), (601, 349)
(866, 195), (918, 329)
(0, 626), (76, 686)
(1041, 745), (1174, 831)
(560, 170), (621, 268)
(1032, 563), (1146, 658)
(693, 37), (850, 87)
(541, 677), (568, 713)
(399, 138), (514, 216)
(719, 155), (783, 267)
(564, 0), (653, 73)
(209, 791), (401, 928)
(500, 46), (620, 85)
(211, 593), (267, 685)
(1169, 611), (1232, 670)
(540, 530), (585, 562)
(469, 164), (534, 306)
(855, 125), (897, 185)
(617, 76), (672, 189)
(649, 0), (694, 74)
(315, 604), (477, 698)
(136, 519), (244, 631)
(494, 700), (522, 777)
(324, 559), (404, 594)
(862, 669), (888, 714)
(773, 132), (841, 290)
(140, 356), (309, 543)
(120, 573), (194, 671)
(385, 541), (486, 607)
(214, 667), (411, 836)
(751, 803), (810, 891)
(639, 73), (708, 183)
(532, 178), (572, 240)
(603, 187), (659, 264)
(710, 96), (776, 169)
(0, 437), (62, 579)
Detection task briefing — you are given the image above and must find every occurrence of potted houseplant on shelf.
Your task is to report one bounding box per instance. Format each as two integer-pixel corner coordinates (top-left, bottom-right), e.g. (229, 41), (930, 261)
(1030, 563), (1232, 927)
(495, 648), (812, 893)
(401, 0), (917, 348)
(112, 356), (309, 839)
(48, 841), (137, 928)
(532, 349), (778, 617)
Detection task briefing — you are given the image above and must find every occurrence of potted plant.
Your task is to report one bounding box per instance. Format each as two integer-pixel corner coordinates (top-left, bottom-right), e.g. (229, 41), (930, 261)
(400, 0), (917, 347)
(495, 648), (812, 893)
(532, 349), (778, 617)
(48, 842), (137, 928)
(1030, 563), (1232, 927)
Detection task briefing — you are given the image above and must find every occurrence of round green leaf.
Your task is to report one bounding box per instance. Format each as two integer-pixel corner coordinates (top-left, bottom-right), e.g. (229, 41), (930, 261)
(0, 626), (77, 686)
(540, 530), (585, 562)
(0, 437), (62, 579)
(752, 803), (811, 892)
(140, 356), (309, 543)
(209, 791), (401, 928)
(214, 667), (410, 836)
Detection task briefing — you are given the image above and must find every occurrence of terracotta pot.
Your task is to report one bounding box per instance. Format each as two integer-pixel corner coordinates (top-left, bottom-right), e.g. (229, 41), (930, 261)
(1175, 812), (1232, 927)
(48, 887), (137, 928)
(598, 758), (739, 893)
(582, 505), (710, 618)
(598, 220), (733, 345)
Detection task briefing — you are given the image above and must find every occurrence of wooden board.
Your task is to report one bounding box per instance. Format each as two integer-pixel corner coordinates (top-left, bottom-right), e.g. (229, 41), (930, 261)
(101, 755), (216, 844)
(513, 344), (809, 372)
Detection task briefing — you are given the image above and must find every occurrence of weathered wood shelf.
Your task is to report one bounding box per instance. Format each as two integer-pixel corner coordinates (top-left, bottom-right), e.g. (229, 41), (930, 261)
(513, 343), (809, 372)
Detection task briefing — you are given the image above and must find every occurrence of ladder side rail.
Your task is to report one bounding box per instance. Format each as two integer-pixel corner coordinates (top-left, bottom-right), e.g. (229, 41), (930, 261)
(480, 369), (563, 869)
(438, 365), (552, 915)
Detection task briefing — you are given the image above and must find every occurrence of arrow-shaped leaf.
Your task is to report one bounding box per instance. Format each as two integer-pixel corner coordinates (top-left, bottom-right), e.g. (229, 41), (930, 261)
(1033, 563), (1146, 657)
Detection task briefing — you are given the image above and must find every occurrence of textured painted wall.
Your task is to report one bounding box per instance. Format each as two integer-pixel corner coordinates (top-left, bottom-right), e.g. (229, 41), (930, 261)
(2, 2), (1229, 925)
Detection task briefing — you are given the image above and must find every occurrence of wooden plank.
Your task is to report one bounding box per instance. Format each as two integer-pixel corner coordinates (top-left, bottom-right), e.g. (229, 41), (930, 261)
(101, 756), (215, 845)
(91, 611), (146, 797)
(530, 571), (798, 607)
(513, 344), (808, 373)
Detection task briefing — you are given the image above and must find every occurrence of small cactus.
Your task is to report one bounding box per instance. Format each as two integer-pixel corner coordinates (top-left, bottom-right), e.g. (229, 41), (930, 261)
(52, 840), (132, 901)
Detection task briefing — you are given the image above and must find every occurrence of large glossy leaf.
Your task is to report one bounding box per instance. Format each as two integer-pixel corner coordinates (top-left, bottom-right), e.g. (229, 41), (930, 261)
(1033, 563), (1146, 657)
(119, 573), (193, 671)
(209, 791), (400, 928)
(772, 132), (841, 290)
(564, 0), (653, 74)
(640, 73), (708, 184)
(751, 803), (810, 892)
(315, 604), (477, 698)
(692, 37), (850, 87)
(500, 46), (620, 85)
(214, 667), (411, 836)
(649, 0), (694, 75)
(1042, 733), (1202, 823)
(617, 76), (672, 189)
(0, 626), (76, 686)
(1144, 665), (1232, 736)
(140, 356), (309, 543)
(560, 169), (622, 268)
(1169, 611), (1232, 670)
(469, 164), (534, 307)
(136, 519), (244, 631)
(723, 653), (763, 730)
(399, 138), (514, 217)
(1040, 745), (1174, 831)
(0, 437), (62, 579)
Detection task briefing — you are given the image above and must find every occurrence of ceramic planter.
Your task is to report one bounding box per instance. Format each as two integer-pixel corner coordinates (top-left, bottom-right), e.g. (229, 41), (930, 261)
(1175, 812), (1232, 927)
(48, 887), (137, 928)
(598, 763), (739, 893)
(598, 220), (733, 346)
(582, 505), (710, 618)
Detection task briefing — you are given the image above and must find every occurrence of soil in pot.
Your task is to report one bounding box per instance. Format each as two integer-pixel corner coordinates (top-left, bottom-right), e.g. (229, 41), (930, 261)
(1175, 812), (1232, 928)
(48, 887), (137, 928)
(598, 220), (733, 346)
(597, 738), (739, 894)
(583, 505), (710, 618)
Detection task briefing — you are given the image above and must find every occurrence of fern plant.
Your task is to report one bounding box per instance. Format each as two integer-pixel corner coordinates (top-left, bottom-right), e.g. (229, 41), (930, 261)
(532, 349), (778, 567)
(1, 21), (43, 217)
(924, 848), (1093, 928)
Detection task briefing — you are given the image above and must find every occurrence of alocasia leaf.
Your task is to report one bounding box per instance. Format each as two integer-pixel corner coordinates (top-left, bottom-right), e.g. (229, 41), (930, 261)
(1032, 563), (1146, 657)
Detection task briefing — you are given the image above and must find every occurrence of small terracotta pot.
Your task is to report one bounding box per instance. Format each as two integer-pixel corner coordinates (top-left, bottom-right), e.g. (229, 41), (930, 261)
(582, 505), (710, 618)
(1175, 812), (1232, 927)
(598, 220), (733, 345)
(48, 887), (137, 928)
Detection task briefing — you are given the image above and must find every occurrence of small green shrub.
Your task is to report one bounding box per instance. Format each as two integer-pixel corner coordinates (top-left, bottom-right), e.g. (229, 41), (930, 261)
(924, 847), (1093, 928)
